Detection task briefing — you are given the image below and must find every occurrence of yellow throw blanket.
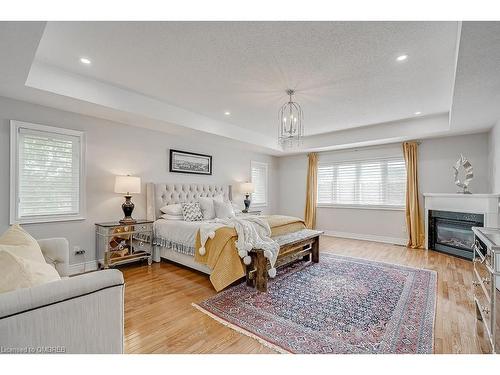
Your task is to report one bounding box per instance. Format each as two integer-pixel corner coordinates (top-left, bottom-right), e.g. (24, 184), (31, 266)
(194, 215), (305, 291)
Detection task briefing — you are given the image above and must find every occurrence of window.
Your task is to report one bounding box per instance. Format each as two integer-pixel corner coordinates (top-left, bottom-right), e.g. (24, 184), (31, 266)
(317, 157), (406, 209)
(251, 161), (268, 207)
(10, 121), (85, 224)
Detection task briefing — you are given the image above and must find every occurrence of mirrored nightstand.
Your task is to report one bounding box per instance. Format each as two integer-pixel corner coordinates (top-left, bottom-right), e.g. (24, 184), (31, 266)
(95, 220), (153, 269)
(237, 210), (262, 216)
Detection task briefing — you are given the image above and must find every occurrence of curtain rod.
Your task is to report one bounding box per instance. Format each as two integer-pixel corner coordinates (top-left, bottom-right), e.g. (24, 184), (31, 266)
(316, 140), (421, 155)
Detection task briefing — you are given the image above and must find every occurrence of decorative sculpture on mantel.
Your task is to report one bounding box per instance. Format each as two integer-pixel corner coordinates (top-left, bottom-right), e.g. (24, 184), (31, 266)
(453, 154), (473, 194)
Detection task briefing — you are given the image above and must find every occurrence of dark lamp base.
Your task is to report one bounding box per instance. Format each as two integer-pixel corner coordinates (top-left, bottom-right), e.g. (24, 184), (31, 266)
(120, 195), (136, 224)
(243, 194), (251, 213)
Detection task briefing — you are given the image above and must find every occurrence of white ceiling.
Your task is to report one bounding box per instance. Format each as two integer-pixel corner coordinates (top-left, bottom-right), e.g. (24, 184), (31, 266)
(450, 21), (500, 131)
(35, 21), (458, 136)
(0, 21), (498, 155)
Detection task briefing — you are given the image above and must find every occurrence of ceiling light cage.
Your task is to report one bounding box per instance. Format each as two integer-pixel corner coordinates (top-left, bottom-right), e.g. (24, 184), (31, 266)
(278, 89), (303, 148)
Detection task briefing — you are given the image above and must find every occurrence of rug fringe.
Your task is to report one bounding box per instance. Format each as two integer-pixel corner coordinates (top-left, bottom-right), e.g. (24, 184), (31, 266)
(430, 272), (438, 354)
(191, 303), (291, 354)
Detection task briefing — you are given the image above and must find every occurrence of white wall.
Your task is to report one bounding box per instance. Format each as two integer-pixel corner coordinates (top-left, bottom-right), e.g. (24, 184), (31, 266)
(277, 132), (491, 244)
(419, 133), (490, 195)
(489, 121), (500, 193)
(0, 96), (278, 265)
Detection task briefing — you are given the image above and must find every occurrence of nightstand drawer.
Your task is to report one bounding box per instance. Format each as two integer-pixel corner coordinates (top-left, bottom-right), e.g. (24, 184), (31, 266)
(132, 238), (152, 253)
(135, 223), (153, 232)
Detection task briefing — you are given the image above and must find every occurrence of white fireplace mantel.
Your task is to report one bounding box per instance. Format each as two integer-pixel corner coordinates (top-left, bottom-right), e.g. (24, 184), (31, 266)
(423, 193), (500, 249)
(423, 193), (500, 198)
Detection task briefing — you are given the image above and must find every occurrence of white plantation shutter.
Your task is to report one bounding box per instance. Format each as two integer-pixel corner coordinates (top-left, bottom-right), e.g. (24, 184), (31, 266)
(11, 121), (85, 223)
(318, 157), (406, 207)
(251, 161), (268, 206)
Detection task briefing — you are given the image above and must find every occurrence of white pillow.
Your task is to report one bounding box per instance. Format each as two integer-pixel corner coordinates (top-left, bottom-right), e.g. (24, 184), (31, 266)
(160, 204), (182, 216)
(0, 250), (61, 294)
(198, 195), (224, 220)
(160, 214), (184, 221)
(214, 200), (236, 219)
(0, 224), (46, 264)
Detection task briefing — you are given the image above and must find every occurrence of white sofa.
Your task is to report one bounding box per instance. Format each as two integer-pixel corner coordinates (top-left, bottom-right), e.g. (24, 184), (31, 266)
(0, 238), (125, 354)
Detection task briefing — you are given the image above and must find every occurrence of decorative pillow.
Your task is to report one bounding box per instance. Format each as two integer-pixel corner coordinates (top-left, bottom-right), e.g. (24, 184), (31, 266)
(160, 204), (182, 216)
(160, 214), (184, 221)
(0, 224), (46, 264)
(0, 250), (61, 294)
(214, 200), (236, 219)
(198, 195), (224, 220)
(181, 202), (204, 222)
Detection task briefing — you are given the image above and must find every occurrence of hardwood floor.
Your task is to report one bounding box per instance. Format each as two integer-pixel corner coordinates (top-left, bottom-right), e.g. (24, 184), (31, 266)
(122, 236), (491, 354)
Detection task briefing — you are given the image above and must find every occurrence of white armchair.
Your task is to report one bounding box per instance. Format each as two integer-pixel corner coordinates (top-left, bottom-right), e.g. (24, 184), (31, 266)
(0, 238), (125, 354)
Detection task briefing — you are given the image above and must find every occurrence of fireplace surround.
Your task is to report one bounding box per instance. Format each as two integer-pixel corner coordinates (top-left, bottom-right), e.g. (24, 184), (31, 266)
(428, 210), (483, 259)
(424, 193), (500, 259)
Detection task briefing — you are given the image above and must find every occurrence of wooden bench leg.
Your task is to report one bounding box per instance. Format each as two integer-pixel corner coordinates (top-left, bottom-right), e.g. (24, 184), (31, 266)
(255, 251), (268, 292)
(302, 248), (312, 262)
(312, 236), (319, 263)
(246, 259), (254, 287)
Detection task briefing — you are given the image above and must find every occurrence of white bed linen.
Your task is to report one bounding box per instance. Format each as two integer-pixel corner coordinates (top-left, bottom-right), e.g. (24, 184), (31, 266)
(154, 219), (203, 250)
(153, 219), (214, 272)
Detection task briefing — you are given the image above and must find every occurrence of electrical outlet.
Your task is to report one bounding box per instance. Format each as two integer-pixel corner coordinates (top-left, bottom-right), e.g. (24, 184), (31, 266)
(74, 246), (86, 256)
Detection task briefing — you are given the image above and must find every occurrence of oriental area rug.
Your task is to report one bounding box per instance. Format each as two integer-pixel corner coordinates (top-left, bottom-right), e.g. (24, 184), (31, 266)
(193, 253), (437, 354)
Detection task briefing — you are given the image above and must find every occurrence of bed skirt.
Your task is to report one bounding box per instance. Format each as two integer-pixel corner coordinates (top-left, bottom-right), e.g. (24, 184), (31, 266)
(153, 244), (211, 275)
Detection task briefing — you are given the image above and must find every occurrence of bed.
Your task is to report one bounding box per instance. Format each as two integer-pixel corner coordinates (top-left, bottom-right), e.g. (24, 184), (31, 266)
(146, 183), (232, 274)
(146, 183), (321, 291)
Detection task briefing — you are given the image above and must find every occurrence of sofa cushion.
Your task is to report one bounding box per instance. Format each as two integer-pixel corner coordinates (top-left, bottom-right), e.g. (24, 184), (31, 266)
(0, 250), (61, 294)
(0, 224), (46, 264)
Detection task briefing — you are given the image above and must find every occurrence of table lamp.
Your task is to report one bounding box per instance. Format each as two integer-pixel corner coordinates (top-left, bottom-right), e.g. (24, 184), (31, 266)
(114, 175), (141, 224)
(240, 182), (255, 213)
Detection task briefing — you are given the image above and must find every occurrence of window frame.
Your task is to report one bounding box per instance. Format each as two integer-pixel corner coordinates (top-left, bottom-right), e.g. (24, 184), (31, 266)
(316, 156), (406, 211)
(10, 120), (86, 224)
(250, 161), (268, 208)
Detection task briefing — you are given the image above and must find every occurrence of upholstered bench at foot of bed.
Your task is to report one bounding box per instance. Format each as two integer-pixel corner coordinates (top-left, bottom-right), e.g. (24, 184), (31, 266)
(245, 229), (323, 292)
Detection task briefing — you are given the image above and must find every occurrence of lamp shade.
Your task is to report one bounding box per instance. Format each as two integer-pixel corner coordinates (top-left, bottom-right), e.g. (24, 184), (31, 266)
(114, 175), (141, 194)
(240, 182), (255, 194)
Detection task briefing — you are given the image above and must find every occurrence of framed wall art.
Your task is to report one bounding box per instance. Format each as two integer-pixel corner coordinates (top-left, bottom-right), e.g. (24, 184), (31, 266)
(169, 149), (212, 175)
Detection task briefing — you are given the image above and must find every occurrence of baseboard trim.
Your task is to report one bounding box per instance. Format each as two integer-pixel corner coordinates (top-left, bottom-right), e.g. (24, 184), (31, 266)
(321, 230), (407, 246)
(68, 260), (99, 275)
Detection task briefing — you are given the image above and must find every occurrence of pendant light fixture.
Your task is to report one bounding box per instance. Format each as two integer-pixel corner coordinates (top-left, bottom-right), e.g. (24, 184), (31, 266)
(278, 89), (303, 148)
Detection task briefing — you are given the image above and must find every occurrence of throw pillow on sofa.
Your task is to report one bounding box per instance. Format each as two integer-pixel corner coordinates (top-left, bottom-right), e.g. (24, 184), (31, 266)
(0, 250), (61, 294)
(0, 224), (46, 264)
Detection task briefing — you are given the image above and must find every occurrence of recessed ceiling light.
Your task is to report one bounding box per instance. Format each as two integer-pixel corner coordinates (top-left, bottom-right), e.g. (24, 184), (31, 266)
(224, 111), (231, 116)
(414, 111), (422, 115)
(396, 54), (408, 62)
(79, 57), (91, 65)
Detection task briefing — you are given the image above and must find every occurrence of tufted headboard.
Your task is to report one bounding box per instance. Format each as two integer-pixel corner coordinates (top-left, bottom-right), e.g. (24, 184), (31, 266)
(146, 183), (232, 220)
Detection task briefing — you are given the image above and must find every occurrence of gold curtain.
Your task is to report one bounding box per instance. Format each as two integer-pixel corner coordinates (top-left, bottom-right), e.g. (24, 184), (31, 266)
(402, 142), (424, 249)
(304, 153), (318, 229)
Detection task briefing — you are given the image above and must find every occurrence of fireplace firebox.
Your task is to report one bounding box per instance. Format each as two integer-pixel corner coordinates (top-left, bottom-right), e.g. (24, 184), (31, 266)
(428, 210), (484, 260)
